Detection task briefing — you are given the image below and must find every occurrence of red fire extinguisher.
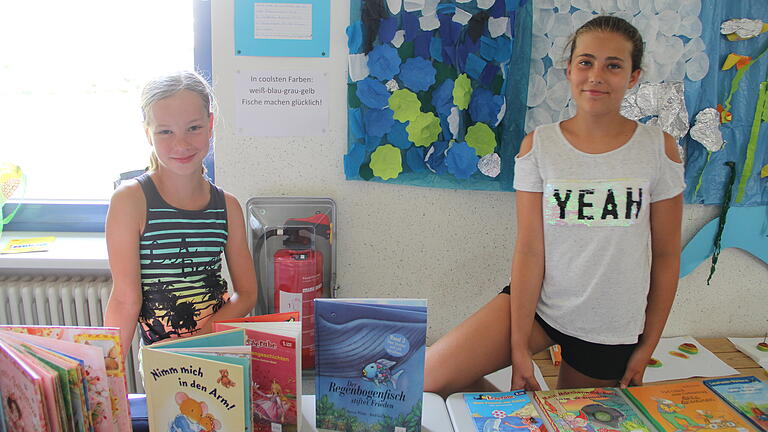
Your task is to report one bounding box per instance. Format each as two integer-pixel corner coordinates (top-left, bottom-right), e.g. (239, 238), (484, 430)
(271, 213), (331, 369)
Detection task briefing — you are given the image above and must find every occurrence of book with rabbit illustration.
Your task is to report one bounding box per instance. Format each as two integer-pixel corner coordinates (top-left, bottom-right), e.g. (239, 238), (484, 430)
(314, 298), (427, 432)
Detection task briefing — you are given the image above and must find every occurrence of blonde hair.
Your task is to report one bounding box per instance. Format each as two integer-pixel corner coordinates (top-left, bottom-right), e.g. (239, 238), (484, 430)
(141, 71), (217, 171)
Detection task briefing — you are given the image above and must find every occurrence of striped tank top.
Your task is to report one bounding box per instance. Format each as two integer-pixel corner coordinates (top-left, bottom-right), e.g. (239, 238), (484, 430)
(136, 173), (230, 345)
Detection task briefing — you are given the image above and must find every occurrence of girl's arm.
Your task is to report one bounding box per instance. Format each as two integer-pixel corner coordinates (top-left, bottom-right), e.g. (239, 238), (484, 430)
(201, 193), (258, 329)
(620, 133), (684, 388)
(509, 133), (547, 391)
(104, 183), (145, 359)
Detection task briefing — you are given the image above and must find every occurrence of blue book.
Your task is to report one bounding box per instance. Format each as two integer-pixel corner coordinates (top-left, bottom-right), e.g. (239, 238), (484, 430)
(314, 298), (427, 432)
(704, 376), (768, 432)
(464, 390), (547, 432)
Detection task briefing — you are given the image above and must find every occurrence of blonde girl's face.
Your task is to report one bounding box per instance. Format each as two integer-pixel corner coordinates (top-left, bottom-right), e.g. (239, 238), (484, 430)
(145, 89), (213, 175)
(566, 31), (641, 117)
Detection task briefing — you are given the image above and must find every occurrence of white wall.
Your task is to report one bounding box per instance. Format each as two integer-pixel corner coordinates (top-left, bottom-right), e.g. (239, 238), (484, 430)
(211, 1), (767, 344)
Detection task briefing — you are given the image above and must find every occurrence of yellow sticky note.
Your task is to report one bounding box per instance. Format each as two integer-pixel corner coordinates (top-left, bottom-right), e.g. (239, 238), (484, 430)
(1, 236), (56, 254)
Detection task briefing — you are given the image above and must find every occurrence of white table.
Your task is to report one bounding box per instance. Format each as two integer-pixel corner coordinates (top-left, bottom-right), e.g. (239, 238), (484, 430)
(301, 392), (454, 432)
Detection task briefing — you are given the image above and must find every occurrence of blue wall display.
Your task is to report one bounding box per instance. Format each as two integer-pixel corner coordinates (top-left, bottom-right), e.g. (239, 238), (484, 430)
(344, 0), (532, 191)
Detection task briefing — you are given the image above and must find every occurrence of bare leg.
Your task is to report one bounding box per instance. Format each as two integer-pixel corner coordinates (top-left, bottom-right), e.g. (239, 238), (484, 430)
(557, 360), (619, 389)
(424, 294), (554, 398)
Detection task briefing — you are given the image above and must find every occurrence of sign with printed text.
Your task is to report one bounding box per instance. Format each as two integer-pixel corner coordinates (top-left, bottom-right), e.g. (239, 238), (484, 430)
(235, 70), (328, 137)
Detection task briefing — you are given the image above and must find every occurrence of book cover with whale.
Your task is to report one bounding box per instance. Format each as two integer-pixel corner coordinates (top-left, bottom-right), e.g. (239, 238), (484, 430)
(314, 298), (427, 432)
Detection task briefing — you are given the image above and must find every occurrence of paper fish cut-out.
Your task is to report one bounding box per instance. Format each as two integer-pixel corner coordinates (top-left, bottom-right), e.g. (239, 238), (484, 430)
(716, 104), (732, 124)
(721, 18), (768, 41)
(722, 53), (753, 71)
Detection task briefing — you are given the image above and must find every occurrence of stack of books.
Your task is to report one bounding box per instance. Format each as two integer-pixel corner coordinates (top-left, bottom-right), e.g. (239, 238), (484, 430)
(451, 376), (768, 432)
(0, 325), (132, 431)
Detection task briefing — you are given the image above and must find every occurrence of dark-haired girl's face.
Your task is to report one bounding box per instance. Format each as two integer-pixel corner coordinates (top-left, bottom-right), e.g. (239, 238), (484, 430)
(566, 31), (641, 117)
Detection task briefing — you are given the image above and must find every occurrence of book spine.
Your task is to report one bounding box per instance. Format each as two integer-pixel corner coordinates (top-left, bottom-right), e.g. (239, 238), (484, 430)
(620, 389), (668, 432)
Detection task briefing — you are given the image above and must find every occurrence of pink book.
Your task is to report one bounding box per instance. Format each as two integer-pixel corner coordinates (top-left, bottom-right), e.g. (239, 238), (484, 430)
(214, 315), (301, 432)
(1, 331), (114, 432)
(0, 325), (131, 432)
(0, 339), (51, 432)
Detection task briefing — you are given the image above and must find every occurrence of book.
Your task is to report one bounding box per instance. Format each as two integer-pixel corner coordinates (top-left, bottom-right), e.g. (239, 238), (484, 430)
(0, 236), (55, 254)
(314, 298), (428, 432)
(704, 376), (768, 431)
(141, 328), (252, 432)
(463, 390), (547, 432)
(623, 380), (757, 432)
(0, 325), (130, 431)
(0, 330), (115, 431)
(0, 339), (50, 432)
(214, 312), (302, 432)
(534, 387), (653, 432)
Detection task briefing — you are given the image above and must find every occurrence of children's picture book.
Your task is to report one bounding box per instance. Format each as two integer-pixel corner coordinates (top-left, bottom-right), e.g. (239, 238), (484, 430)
(0, 330), (115, 432)
(0, 339), (50, 432)
(623, 380), (757, 432)
(214, 312), (302, 432)
(0, 325), (131, 431)
(704, 376), (768, 431)
(643, 336), (739, 383)
(463, 390), (547, 432)
(728, 338), (768, 371)
(0, 236), (55, 254)
(534, 387), (653, 432)
(314, 298), (428, 432)
(142, 328), (252, 432)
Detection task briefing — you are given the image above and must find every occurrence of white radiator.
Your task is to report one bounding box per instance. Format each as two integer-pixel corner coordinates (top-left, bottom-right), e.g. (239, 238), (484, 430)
(0, 275), (144, 393)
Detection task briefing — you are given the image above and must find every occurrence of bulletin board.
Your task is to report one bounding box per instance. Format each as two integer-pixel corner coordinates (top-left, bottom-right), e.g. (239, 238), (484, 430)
(343, 0), (532, 191)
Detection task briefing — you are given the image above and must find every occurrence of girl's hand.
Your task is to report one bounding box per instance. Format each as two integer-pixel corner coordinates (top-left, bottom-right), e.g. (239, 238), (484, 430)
(511, 352), (541, 391)
(619, 346), (652, 388)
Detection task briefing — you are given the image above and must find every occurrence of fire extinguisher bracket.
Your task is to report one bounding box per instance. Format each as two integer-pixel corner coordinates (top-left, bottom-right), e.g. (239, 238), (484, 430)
(246, 197), (337, 370)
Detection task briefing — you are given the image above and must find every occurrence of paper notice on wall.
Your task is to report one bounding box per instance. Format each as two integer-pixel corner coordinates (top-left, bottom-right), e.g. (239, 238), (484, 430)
(253, 2), (312, 40)
(236, 70), (328, 137)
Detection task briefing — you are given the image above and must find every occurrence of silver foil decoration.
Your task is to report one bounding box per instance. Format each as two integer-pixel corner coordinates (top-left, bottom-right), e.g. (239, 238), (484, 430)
(386, 79), (399, 92)
(690, 107), (724, 152)
(720, 18), (764, 40)
(620, 81), (690, 139)
(478, 153), (501, 177)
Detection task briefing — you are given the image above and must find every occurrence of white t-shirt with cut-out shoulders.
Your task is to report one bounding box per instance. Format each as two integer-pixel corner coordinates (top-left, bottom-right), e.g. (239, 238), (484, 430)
(513, 121), (685, 344)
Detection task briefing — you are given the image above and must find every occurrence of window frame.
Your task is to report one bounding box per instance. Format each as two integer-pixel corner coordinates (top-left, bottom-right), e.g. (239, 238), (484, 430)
(5, 0), (214, 233)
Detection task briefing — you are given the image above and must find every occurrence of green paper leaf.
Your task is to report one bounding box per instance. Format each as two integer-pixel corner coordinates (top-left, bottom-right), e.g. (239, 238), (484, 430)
(418, 90), (435, 115)
(398, 42), (414, 61)
(389, 89), (422, 123)
(370, 144), (403, 180)
(453, 73), (472, 110)
(465, 122), (497, 156)
(359, 162), (374, 180)
(491, 74), (504, 95)
(434, 62), (458, 84)
(406, 112), (441, 147)
(348, 83), (361, 108)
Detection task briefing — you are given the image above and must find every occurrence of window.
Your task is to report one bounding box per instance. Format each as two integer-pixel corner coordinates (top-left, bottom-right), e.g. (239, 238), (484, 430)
(2, 0), (212, 231)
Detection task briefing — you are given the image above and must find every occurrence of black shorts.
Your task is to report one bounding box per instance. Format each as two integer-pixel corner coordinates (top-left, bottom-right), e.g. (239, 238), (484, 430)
(499, 285), (638, 380)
